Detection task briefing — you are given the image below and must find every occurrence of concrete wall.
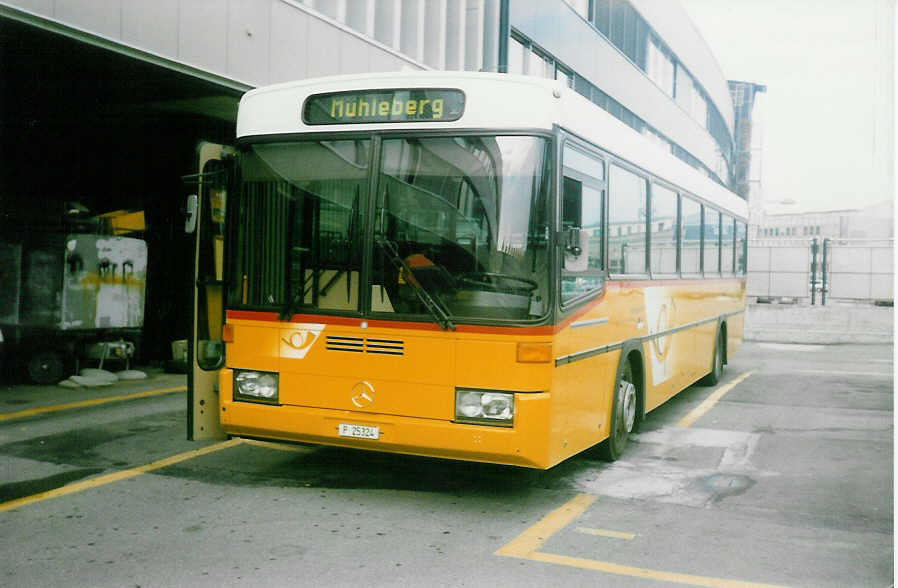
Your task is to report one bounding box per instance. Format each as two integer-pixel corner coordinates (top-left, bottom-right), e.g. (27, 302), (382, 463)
(1, 0), (428, 88)
(745, 304), (894, 345)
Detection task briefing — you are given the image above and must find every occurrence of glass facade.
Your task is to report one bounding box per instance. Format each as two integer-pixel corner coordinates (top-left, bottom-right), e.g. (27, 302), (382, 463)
(514, 0), (736, 191)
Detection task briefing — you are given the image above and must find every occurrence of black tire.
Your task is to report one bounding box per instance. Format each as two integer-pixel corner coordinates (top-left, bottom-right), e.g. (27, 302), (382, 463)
(600, 359), (638, 461)
(698, 328), (724, 386)
(27, 349), (67, 385)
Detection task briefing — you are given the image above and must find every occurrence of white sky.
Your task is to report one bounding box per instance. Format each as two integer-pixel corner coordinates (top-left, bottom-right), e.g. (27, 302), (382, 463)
(679, 0), (895, 214)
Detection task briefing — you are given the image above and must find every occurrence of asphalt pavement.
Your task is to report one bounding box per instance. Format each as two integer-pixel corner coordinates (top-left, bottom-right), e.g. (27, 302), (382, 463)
(0, 342), (892, 587)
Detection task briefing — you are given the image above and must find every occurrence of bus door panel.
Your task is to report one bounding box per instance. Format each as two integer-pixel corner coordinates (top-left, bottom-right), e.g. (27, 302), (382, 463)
(187, 141), (233, 441)
(555, 313), (617, 458)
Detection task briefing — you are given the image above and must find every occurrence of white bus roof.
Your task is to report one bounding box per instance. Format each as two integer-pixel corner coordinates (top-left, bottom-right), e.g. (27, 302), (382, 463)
(237, 71), (747, 219)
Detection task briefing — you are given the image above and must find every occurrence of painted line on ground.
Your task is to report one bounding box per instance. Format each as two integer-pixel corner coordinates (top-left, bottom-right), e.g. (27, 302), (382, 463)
(524, 550), (790, 588)
(497, 493), (790, 587)
(575, 526), (636, 540)
(677, 371), (755, 428)
(0, 438), (242, 513)
(0, 385), (187, 422)
(496, 493), (597, 557)
(241, 438), (314, 453)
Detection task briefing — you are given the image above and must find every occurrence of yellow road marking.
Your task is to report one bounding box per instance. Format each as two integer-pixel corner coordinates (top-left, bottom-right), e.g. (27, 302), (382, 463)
(0, 385), (186, 422)
(575, 526), (635, 540)
(496, 493), (597, 557)
(677, 371), (754, 428)
(526, 551), (790, 588)
(497, 493), (790, 587)
(0, 438), (242, 513)
(241, 438), (313, 453)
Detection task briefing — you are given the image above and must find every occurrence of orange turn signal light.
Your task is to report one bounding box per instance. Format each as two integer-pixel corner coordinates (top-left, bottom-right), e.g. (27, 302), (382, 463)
(222, 324), (235, 343)
(516, 342), (552, 363)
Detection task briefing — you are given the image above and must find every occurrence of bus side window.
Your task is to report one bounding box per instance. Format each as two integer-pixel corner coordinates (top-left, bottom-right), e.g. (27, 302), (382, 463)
(736, 221), (747, 275)
(681, 196), (702, 275)
(561, 143), (604, 304)
(609, 164), (648, 275)
(562, 177), (582, 230)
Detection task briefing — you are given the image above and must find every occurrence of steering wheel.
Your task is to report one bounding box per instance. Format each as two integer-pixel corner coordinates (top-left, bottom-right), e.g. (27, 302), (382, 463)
(456, 272), (539, 293)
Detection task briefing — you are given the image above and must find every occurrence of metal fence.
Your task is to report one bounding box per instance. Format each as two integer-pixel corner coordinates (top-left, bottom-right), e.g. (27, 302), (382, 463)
(747, 238), (894, 305)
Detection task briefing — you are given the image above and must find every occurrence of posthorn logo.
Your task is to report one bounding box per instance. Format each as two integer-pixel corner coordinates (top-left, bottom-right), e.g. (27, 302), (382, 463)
(282, 324), (325, 358)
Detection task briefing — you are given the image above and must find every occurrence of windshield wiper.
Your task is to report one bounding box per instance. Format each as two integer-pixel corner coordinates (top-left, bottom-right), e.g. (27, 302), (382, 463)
(279, 252), (310, 321)
(376, 236), (456, 331)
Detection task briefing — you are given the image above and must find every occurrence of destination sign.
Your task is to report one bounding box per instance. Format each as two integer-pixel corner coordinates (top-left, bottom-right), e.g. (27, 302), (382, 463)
(303, 88), (465, 125)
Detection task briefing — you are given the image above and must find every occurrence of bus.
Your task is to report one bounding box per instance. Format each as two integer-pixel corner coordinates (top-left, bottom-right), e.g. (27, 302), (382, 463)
(188, 72), (748, 469)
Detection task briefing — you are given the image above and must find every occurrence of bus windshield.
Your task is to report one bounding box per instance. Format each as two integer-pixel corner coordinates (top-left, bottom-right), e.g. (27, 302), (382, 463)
(228, 135), (551, 324)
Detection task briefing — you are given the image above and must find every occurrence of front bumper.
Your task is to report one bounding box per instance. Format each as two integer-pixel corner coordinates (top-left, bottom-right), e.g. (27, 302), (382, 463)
(219, 368), (553, 468)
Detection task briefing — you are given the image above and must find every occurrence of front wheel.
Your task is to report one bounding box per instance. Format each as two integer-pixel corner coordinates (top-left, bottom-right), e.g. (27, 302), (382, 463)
(600, 359), (638, 461)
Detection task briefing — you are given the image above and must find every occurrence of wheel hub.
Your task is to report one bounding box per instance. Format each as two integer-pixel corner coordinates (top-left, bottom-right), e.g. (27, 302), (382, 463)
(621, 380), (637, 433)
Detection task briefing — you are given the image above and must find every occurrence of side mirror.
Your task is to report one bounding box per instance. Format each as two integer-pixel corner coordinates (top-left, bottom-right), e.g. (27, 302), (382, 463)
(564, 227), (583, 257)
(184, 194), (198, 234)
(562, 228), (589, 272)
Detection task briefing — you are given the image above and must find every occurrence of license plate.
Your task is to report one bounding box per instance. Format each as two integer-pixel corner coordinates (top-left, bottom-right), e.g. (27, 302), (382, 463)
(338, 423), (380, 440)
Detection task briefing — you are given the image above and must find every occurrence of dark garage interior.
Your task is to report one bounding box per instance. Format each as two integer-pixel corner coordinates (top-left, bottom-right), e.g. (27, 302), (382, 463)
(1, 16), (242, 379)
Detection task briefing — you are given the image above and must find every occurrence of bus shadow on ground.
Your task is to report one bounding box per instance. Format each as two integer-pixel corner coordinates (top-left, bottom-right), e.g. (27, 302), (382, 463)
(164, 440), (617, 496)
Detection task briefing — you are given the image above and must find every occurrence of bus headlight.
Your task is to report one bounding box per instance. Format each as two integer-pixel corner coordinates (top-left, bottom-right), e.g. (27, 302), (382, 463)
(455, 389), (514, 426)
(234, 370), (279, 404)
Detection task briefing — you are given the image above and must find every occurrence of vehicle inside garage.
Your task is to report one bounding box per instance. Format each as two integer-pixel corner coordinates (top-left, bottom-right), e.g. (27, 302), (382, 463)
(0, 16), (242, 381)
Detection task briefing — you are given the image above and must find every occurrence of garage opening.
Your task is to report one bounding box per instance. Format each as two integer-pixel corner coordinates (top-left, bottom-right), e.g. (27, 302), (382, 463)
(0, 16), (242, 381)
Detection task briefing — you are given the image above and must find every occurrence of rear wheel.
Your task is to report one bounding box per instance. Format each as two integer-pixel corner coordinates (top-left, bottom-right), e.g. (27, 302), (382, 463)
(699, 329), (724, 386)
(600, 359), (638, 461)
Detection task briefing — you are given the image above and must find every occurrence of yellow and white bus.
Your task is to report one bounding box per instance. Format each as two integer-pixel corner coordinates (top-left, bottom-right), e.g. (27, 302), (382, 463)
(190, 72), (747, 469)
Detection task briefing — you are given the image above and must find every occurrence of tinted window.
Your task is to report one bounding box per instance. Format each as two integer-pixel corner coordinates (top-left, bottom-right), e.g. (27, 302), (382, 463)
(609, 165), (647, 274)
(721, 215), (735, 273)
(681, 197), (701, 274)
(650, 184), (678, 274)
(561, 145), (604, 303)
(736, 221), (748, 275)
(704, 208), (720, 274)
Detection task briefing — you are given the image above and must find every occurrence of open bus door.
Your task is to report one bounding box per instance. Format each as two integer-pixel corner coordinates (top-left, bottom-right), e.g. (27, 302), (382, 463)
(184, 142), (234, 440)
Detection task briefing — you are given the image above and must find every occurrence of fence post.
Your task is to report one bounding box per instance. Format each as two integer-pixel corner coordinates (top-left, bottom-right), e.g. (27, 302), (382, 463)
(810, 238), (818, 306)
(821, 238), (829, 306)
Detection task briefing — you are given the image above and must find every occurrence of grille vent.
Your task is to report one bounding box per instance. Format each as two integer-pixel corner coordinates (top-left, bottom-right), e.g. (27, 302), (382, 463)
(326, 336), (404, 356)
(326, 336), (364, 353)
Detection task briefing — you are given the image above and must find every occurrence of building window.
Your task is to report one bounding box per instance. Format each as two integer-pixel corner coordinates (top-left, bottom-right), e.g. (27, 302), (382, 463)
(644, 128), (672, 153)
(556, 64), (574, 88)
(508, 35), (526, 74)
(646, 37), (674, 97)
(527, 47), (550, 78)
(563, 0), (590, 19)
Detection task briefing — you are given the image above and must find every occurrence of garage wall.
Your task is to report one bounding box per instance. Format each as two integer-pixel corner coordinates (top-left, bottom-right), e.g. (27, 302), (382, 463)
(0, 0), (431, 87)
